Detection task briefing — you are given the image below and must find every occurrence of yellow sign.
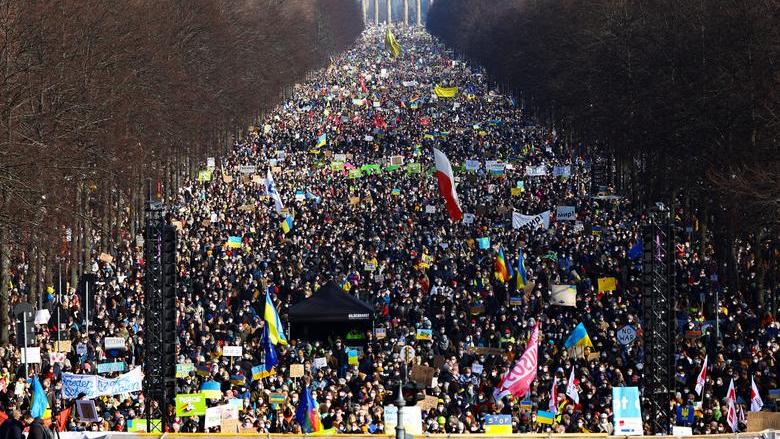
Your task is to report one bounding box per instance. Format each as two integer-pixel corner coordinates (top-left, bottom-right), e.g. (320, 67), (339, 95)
(598, 277), (617, 292)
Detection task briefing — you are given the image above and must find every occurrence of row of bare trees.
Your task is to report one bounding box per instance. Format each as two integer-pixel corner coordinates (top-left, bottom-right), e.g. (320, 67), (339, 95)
(427, 0), (779, 308)
(0, 0), (362, 343)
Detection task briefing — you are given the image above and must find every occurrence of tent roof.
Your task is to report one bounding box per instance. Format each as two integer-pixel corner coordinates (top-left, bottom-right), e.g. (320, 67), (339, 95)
(288, 281), (374, 323)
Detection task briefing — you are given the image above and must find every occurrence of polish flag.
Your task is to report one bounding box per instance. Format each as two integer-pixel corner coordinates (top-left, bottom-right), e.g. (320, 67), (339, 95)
(750, 376), (763, 412)
(726, 378), (736, 405)
(726, 399), (738, 432)
(694, 355), (707, 395)
(433, 147), (463, 222)
(493, 323), (539, 401)
(566, 366), (579, 404)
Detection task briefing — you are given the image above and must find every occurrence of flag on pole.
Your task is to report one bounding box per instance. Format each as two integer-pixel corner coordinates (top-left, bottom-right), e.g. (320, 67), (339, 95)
(385, 29), (401, 58)
(566, 367), (579, 404)
(493, 323), (539, 401)
(266, 169), (284, 214)
(750, 376), (763, 412)
(726, 378), (737, 405)
(563, 322), (593, 348)
(432, 147), (463, 222)
(315, 133), (327, 148)
(549, 379), (558, 415)
(280, 215), (294, 234)
(295, 386), (323, 433)
(30, 375), (49, 418)
(516, 251), (528, 289)
(726, 399), (738, 432)
(264, 290), (288, 346)
(695, 355), (707, 395)
(494, 246), (511, 283)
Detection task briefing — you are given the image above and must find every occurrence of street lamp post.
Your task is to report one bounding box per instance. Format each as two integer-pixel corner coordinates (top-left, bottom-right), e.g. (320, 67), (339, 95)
(395, 380), (405, 439)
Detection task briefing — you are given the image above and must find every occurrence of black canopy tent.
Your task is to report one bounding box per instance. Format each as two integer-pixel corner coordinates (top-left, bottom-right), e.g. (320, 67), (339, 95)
(288, 281), (374, 342)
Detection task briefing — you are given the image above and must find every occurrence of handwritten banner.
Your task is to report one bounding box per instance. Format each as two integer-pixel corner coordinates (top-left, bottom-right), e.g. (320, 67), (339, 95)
(62, 367), (143, 399)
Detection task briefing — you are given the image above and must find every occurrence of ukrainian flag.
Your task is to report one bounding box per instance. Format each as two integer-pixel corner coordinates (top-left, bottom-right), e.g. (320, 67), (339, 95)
(227, 236), (242, 249)
(315, 133), (327, 148)
(564, 322), (593, 348)
(494, 246), (511, 283)
(280, 215), (293, 234)
(264, 290), (288, 345)
(385, 29), (402, 58)
(434, 85), (459, 98)
(30, 376), (49, 418)
(516, 251), (528, 289)
(537, 410), (555, 425)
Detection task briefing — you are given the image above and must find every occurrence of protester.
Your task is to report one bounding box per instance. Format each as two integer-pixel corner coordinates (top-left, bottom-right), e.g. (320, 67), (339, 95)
(0, 24), (776, 435)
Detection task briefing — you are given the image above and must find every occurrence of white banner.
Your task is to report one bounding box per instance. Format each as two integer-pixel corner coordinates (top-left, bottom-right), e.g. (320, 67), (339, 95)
(104, 337), (125, 350)
(526, 165), (548, 176)
(384, 405), (422, 435)
(221, 346), (243, 357)
(206, 157), (216, 170)
(556, 206), (576, 221)
(62, 367), (143, 399)
(402, 80), (419, 87)
(204, 406), (223, 429)
(21, 347), (41, 364)
(512, 211), (551, 231)
(239, 165), (256, 175)
(550, 285), (577, 307)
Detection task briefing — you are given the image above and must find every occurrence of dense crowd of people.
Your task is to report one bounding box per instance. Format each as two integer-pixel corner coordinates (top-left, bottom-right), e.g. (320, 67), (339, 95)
(0, 25), (777, 437)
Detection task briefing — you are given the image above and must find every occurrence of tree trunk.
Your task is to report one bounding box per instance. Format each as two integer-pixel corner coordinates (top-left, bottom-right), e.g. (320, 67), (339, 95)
(70, 183), (81, 289)
(0, 221), (10, 344)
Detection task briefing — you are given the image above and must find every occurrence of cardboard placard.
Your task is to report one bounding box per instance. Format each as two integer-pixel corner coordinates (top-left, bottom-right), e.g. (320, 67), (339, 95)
(54, 340), (72, 352)
(350, 196), (360, 205)
(410, 365), (436, 388)
(222, 175), (234, 183)
(237, 204), (256, 212)
(220, 419), (240, 433)
(746, 411), (780, 432)
(419, 395), (439, 411)
(289, 363), (304, 378)
(466, 346), (503, 356)
(99, 253), (114, 264)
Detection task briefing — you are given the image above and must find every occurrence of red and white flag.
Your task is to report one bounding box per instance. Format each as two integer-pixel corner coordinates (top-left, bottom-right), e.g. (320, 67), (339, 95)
(493, 323), (539, 401)
(726, 399), (739, 432)
(694, 355), (707, 395)
(726, 378), (737, 405)
(750, 376), (763, 412)
(549, 379), (558, 415)
(433, 147), (463, 222)
(566, 366), (579, 404)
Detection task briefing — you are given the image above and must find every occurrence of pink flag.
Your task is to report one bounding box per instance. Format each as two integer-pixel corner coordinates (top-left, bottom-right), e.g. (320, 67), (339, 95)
(493, 323), (539, 401)
(549, 379), (558, 415)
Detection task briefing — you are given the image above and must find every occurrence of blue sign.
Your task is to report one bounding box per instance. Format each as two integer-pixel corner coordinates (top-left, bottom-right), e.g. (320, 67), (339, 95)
(613, 387), (643, 435)
(97, 361), (126, 374)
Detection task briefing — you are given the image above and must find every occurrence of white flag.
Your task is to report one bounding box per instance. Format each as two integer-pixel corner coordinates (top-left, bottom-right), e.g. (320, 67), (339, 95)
(566, 367), (579, 404)
(265, 169), (284, 214)
(512, 211), (551, 231)
(750, 376), (763, 412)
(694, 355), (707, 395)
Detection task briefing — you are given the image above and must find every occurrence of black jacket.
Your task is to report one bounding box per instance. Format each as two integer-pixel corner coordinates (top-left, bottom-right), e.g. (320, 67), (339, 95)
(0, 418), (24, 439)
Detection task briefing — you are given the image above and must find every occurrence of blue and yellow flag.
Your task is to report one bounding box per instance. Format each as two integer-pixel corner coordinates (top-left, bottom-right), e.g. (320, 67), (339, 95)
(385, 29), (402, 58)
(315, 133), (327, 148)
(434, 85), (459, 98)
(564, 322), (593, 348)
(280, 215), (294, 234)
(516, 251), (528, 289)
(30, 376), (49, 418)
(264, 290), (288, 345)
